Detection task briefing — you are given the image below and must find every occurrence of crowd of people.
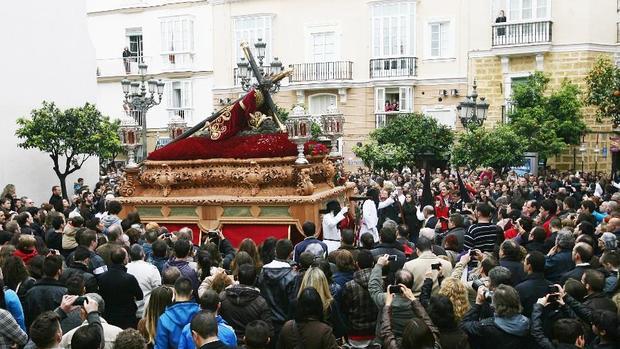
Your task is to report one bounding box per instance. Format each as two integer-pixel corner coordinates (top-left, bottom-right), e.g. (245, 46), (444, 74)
(0, 166), (617, 349)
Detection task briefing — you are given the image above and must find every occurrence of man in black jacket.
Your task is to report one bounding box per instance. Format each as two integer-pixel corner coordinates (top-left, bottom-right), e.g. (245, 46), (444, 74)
(61, 246), (98, 293)
(220, 264), (274, 341)
(23, 255), (67, 327)
(257, 239), (296, 340)
(515, 251), (552, 317)
(560, 242), (593, 285)
(97, 246), (143, 329)
(370, 225), (406, 286)
(581, 269), (618, 314)
(49, 185), (63, 213)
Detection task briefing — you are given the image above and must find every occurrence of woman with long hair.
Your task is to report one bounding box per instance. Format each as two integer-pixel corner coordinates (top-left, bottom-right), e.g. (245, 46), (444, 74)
(277, 287), (338, 349)
(238, 238), (263, 271)
(2, 256), (35, 302)
(297, 267), (346, 339)
(138, 286), (174, 348)
(438, 277), (470, 321)
(402, 193), (422, 243)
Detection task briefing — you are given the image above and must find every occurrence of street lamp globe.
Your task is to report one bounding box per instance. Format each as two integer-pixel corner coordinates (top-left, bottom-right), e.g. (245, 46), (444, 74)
(254, 38), (266, 62)
(138, 63), (148, 76)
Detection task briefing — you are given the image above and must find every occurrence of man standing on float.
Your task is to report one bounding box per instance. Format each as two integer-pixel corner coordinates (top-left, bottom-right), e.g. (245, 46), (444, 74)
(322, 200), (349, 253)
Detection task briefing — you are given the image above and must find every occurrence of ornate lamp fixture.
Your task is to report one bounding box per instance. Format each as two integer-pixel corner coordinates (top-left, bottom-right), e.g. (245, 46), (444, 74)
(321, 104), (345, 158)
(120, 63), (165, 160)
(119, 114), (142, 168)
(236, 39), (285, 94)
(168, 114), (188, 140)
(286, 105), (312, 165)
(456, 80), (489, 129)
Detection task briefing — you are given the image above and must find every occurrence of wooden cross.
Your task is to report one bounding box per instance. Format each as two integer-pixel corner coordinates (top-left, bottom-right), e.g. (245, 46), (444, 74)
(169, 42), (291, 145)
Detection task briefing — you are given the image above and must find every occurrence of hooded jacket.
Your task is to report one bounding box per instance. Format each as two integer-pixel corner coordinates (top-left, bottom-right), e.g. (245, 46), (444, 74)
(461, 304), (532, 349)
(164, 259), (199, 297)
(257, 264), (297, 325)
(219, 285), (274, 339)
(101, 214), (121, 230)
(154, 301), (200, 349)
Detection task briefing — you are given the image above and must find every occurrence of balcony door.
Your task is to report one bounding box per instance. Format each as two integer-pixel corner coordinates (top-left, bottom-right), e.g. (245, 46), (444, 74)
(508, 0), (549, 21)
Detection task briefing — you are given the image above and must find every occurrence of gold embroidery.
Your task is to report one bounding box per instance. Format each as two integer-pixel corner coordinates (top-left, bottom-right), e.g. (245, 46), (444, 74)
(207, 105), (233, 140)
(248, 112), (271, 130)
(255, 90), (264, 108)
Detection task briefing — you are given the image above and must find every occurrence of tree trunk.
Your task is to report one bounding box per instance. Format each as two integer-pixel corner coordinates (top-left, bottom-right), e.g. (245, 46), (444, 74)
(57, 173), (69, 200)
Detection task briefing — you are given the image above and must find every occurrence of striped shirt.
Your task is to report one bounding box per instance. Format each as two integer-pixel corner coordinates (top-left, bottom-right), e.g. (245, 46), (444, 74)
(464, 222), (501, 253)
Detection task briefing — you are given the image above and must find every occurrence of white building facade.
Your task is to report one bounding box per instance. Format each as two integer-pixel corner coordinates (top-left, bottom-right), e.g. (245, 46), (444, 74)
(87, 0), (214, 156)
(0, 0), (100, 204)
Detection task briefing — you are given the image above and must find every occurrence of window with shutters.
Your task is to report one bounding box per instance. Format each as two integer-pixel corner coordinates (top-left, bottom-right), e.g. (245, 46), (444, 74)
(507, 0), (550, 21)
(311, 32), (336, 63)
(160, 16), (194, 70)
(428, 21), (450, 58)
(167, 80), (193, 120)
(233, 15), (273, 64)
(308, 94), (337, 115)
(370, 1), (415, 58)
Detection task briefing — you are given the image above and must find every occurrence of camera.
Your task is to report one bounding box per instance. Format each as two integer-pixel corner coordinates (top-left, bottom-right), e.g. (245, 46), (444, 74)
(73, 296), (89, 306)
(484, 290), (494, 303)
(387, 255), (398, 262)
(469, 250), (477, 258)
(388, 285), (402, 294)
(472, 279), (486, 292)
(431, 263), (442, 270)
(208, 230), (221, 244)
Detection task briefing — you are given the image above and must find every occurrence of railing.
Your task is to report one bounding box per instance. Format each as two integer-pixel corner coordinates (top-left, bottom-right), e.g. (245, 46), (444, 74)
(375, 111), (409, 128)
(288, 61), (353, 82)
(96, 56), (151, 77)
(369, 57), (417, 79)
(492, 20), (552, 47)
(168, 108), (192, 121)
(160, 52), (194, 71)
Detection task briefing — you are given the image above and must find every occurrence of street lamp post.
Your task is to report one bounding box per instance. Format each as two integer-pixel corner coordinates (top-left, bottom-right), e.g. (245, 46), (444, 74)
(121, 63), (165, 162)
(456, 80), (490, 129)
(236, 39), (285, 95)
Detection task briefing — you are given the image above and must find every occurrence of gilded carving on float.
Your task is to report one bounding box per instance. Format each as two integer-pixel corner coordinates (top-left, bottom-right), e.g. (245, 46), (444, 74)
(118, 155), (338, 198)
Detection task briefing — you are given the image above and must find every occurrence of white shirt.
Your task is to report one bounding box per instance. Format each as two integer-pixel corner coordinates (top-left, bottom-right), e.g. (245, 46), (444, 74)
(322, 209), (346, 241)
(60, 319), (123, 349)
(126, 260), (162, 318)
(360, 198), (394, 242)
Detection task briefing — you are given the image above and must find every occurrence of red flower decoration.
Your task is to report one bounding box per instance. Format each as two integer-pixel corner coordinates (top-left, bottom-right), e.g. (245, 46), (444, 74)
(148, 132), (329, 161)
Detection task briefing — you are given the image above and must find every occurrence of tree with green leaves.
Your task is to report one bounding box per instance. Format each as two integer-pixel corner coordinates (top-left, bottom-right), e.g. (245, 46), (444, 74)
(585, 56), (620, 174)
(16, 102), (123, 199)
(585, 55), (620, 126)
(353, 113), (453, 171)
(508, 71), (587, 165)
(451, 125), (526, 173)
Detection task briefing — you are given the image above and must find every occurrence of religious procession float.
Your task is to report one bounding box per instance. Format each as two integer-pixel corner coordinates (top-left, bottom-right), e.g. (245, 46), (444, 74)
(116, 42), (353, 246)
